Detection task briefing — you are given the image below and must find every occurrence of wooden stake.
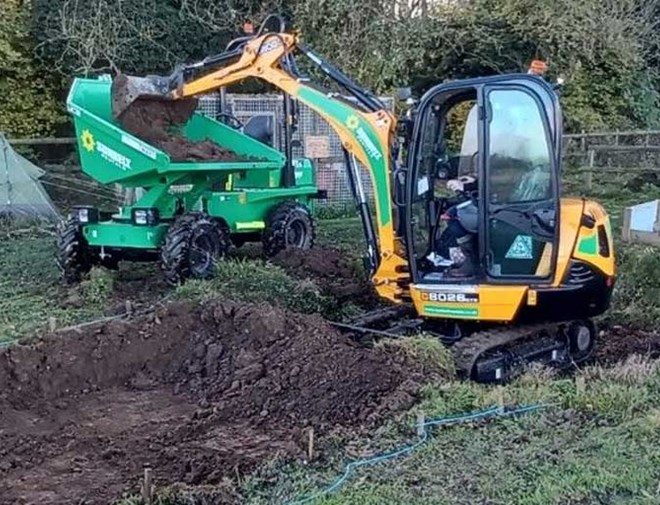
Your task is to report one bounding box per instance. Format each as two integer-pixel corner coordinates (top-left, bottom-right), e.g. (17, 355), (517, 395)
(417, 412), (425, 438)
(497, 386), (505, 412)
(307, 427), (314, 461)
(575, 376), (586, 395)
(141, 465), (153, 505)
(125, 300), (133, 315)
(48, 317), (57, 332)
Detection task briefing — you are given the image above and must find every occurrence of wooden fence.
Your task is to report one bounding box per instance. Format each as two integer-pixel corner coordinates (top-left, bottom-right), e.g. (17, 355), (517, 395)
(9, 129), (660, 195)
(561, 130), (660, 191)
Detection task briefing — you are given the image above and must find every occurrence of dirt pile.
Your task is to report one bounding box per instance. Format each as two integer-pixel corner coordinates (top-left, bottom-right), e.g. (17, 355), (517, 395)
(271, 247), (376, 305)
(596, 326), (660, 363)
(114, 75), (244, 163)
(0, 300), (426, 504)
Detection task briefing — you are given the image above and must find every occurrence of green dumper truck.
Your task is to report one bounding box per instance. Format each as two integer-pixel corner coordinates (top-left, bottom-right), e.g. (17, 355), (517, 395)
(58, 76), (320, 285)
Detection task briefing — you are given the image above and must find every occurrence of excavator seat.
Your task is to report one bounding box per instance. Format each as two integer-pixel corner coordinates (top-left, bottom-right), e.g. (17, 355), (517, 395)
(243, 115), (275, 147)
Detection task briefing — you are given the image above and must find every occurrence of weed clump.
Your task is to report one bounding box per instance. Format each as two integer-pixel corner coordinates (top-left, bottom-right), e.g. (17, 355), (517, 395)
(79, 267), (115, 306)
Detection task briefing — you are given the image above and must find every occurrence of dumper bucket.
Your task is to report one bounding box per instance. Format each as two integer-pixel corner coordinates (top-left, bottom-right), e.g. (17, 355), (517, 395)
(111, 73), (175, 118)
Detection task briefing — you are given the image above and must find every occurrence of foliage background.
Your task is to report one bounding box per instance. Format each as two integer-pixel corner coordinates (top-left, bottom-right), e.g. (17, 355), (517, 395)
(0, 0), (659, 137)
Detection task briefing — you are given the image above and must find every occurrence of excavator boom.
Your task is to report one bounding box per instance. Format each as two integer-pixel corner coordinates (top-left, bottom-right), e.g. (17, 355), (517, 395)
(111, 22), (409, 302)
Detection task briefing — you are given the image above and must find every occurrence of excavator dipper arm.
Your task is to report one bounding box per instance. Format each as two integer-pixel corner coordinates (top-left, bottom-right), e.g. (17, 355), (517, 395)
(115, 29), (409, 302)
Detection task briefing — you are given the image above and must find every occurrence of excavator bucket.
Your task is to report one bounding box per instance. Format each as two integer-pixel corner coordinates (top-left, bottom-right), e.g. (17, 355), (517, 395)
(111, 73), (174, 118)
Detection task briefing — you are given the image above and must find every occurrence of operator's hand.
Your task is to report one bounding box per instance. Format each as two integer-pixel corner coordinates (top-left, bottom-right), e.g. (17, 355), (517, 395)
(447, 175), (476, 192)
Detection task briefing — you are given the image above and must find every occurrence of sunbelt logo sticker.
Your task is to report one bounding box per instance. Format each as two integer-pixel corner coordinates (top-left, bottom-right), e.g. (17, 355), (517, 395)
(80, 129), (132, 171)
(345, 115), (382, 161)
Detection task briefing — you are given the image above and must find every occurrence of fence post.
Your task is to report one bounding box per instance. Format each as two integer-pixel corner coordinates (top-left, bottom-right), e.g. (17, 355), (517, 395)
(584, 149), (595, 192)
(622, 206), (632, 241)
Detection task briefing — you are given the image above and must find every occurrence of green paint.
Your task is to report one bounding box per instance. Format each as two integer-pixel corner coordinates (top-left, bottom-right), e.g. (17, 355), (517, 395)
(297, 87), (392, 227)
(577, 234), (598, 255)
(67, 76), (319, 252)
(83, 223), (169, 248)
(424, 305), (479, 318)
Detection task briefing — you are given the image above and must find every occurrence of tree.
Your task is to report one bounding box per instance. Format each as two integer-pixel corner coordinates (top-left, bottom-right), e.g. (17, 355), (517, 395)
(26, 0), (660, 133)
(424, 0), (660, 131)
(0, 0), (65, 137)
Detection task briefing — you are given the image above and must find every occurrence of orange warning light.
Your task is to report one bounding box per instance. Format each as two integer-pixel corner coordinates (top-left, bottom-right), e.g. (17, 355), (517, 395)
(242, 21), (254, 34)
(528, 60), (548, 75)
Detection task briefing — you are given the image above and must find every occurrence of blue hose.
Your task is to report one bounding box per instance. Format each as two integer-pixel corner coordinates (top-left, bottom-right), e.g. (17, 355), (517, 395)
(285, 403), (547, 505)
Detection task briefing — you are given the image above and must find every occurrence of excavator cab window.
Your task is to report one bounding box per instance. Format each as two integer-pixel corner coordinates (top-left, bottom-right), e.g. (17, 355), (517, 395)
(408, 89), (479, 280)
(406, 75), (561, 284)
(485, 87), (556, 278)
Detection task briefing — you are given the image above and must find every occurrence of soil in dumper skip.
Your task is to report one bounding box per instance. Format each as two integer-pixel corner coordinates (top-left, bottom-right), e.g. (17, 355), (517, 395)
(0, 301), (428, 505)
(114, 75), (245, 163)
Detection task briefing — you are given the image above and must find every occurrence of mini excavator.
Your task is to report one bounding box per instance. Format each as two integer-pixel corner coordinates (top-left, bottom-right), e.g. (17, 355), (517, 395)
(112, 16), (615, 382)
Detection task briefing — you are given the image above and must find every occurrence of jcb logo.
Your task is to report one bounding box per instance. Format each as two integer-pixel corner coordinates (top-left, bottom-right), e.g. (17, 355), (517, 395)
(422, 292), (479, 303)
(258, 39), (282, 55)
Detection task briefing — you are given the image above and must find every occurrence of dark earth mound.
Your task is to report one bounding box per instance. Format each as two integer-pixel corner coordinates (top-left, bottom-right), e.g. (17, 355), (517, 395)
(271, 247), (377, 306)
(114, 75), (244, 163)
(596, 325), (660, 363)
(0, 301), (426, 504)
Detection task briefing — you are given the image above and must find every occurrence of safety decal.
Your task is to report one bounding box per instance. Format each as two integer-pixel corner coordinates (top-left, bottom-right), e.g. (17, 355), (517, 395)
(506, 234), (533, 259)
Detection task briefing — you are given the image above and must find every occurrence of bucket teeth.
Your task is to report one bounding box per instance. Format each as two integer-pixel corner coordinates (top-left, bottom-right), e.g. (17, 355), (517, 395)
(111, 74), (174, 118)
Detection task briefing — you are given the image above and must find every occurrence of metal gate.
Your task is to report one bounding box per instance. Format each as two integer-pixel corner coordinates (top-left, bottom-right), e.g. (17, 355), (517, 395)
(198, 93), (394, 208)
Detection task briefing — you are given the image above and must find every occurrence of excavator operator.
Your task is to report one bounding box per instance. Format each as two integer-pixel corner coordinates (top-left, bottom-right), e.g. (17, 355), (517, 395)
(428, 104), (479, 277)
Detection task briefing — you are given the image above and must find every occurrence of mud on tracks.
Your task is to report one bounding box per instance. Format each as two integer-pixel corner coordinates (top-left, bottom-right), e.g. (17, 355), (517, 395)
(0, 301), (427, 504)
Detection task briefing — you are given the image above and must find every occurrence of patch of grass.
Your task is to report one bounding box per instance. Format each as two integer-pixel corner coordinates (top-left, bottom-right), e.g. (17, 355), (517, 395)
(175, 258), (349, 318)
(239, 359), (660, 505)
(79, 267), (115, 306)
(609, 244), (660, 328)
(378, 334), (456, 378)
(313, 204), (357, 221)
(0, 229), (103, 341)
(315, 217), (364, 254)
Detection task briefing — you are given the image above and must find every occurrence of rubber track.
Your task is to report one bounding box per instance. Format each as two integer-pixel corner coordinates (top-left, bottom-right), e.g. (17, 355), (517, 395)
(451, 322), (560, 376)
(262, 201), (316, 257)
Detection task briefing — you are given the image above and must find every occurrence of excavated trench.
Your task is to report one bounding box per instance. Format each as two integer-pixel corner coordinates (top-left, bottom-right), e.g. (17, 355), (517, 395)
(0, 300), (427, 504)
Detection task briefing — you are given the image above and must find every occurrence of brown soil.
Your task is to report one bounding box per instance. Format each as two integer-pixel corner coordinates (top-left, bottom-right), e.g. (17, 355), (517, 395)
(271, 247), (376, 306)
(0, 301), (426, 504)
(114, 75), (244, 163)
(596, 325), (660, 363)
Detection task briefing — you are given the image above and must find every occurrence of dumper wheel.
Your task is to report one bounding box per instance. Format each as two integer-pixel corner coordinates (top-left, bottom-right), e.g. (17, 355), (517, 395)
(262, 201), (315, 257)
(56, 216), (95, 284)
(161, 212), (230, 286)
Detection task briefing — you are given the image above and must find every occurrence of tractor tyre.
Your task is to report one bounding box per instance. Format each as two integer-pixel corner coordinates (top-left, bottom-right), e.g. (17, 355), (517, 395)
(56, 216), (95, 284)
(262, 201), (315, 257)
(160, 212), (230, 286)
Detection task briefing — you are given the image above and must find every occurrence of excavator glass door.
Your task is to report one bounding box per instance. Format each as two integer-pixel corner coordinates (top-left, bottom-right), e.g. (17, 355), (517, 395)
(406, 75), (561, 285)
(484, 86), (558, 279)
